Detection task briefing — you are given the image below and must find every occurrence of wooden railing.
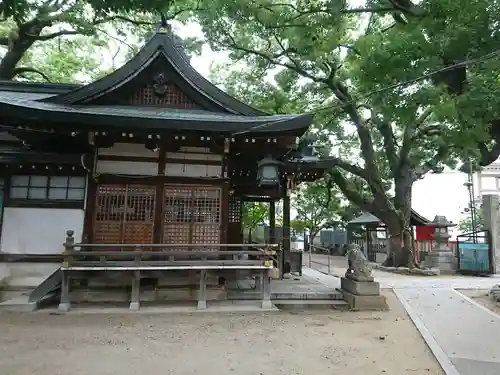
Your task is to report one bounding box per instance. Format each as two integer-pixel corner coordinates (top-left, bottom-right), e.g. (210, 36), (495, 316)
(58, 230), (277, 313)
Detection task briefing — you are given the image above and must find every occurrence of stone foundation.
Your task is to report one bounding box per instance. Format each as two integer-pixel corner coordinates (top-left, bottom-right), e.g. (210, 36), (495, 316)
(339, 277), (388, 311)
(342, 291), (388, 311)
(423, 250), (457, 273)
(71, 286), (227, 303)
(341, 277), (380, 296)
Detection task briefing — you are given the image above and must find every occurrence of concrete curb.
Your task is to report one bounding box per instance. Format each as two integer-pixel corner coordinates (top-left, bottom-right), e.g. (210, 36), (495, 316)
(453, 289), (500, 320)
(393, 289), (460, 375)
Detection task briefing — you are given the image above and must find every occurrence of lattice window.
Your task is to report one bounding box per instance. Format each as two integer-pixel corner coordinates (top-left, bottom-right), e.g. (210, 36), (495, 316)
(128, 84), (198, 108)
(10, 175), (85, 201)
(162, 185), (221, 248)
(94, 184), (156, 245)
(228, 197), (242, 223)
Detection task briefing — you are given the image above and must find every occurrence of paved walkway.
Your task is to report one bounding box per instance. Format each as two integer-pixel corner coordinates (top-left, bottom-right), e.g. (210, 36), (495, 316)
(302, 266), (500, 375)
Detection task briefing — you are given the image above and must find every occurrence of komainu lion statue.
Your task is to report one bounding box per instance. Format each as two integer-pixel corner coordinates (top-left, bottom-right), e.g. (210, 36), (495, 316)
(345, 244), (373, 281)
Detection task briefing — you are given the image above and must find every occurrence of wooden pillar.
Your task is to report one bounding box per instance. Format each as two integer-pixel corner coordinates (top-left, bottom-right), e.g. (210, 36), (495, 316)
(82, 148), (97, 243)
(197, 270), (207, 310)
(269, 201), (276, 244)
(282, 189), (291, 278)
(153, 144), (167, 244)
(220, 138), (230, 245)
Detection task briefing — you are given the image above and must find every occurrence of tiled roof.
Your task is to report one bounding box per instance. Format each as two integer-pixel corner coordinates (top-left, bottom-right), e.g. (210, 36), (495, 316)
(0, 93), (312, 133)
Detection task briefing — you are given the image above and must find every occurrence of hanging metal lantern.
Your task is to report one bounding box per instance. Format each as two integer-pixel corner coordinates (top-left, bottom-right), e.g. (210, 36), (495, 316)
(257, 157), (282, 188)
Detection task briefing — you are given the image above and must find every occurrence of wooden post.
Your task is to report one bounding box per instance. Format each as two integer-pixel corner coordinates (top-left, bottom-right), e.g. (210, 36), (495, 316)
(197, 270), (207, 310)
(282, 190), (291, 278)
(58, 230), (74, 312)
(269, 201), (276, 244)
(261, 269), (272, 309)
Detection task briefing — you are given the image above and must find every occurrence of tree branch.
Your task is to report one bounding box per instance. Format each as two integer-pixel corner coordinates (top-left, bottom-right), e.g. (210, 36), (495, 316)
(372, 118), (399, 175)
(313, 156), (368, 179)
(11, 66), (51, 81)
(33, 29), (82, 41)
(328, 170), (374, 212)
(323, 79), (387, 200)
(411, 145), (449, 181)
(399, 107), (433, 170)
(219, 30), (323, 83)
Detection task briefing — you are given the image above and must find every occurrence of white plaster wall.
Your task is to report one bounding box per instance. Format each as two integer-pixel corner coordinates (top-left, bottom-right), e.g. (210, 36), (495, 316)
(98, 142), (158, 157)
(97, 143), (159, 176)
(165, 163), (222, 177)
(166, 152), (222, 161)
(0, 207), (84, 254)
(96, 160), (158, 175)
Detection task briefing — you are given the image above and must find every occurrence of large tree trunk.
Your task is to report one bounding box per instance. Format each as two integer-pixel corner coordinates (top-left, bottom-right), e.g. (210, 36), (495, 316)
(382, 176), (415, 267)
(384, 223), (414, 267)
(0, 22), (43, 80)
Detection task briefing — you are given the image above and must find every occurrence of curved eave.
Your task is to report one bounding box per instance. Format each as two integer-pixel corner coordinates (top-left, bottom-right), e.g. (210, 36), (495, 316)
(42, 34), (265, 116)
(0, 150), (82, 165)
(411, 210), (430, 226)
(347, 210), (430, 227)
(0, 100), (312, 135)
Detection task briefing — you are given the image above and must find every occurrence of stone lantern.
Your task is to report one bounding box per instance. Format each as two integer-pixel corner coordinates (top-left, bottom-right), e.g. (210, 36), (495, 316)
(423, 215), (457, 272)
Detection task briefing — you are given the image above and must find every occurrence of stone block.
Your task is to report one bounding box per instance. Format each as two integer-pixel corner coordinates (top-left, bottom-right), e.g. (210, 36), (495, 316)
(341, 277), (380, 296)
(72, 288), (129, 303)
(155, 287), (226, 301)
(423, 251), (457, 272)
(342, 290), (388, 311)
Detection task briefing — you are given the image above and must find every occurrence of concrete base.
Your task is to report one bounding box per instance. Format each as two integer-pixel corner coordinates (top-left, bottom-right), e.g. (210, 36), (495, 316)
(261, 299), (273, 309)
(0, 296), (38, 312)
(341, 277), (380, 296)
(342, 290), (388, 311)
(71, 286), (226, 303)
(58, 302), (71, 312)
(129, 302), (140, 311)
(197, 300), (207, 310)
(423, 251), (457, 272)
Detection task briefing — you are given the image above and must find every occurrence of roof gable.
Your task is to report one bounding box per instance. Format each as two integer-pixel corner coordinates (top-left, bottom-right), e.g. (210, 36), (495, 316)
(43, 31), (264, 115)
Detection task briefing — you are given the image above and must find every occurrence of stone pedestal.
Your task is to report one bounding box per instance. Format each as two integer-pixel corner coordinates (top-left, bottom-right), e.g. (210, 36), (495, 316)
(423, 250), (456, 272)
(340, 277), (388, 311)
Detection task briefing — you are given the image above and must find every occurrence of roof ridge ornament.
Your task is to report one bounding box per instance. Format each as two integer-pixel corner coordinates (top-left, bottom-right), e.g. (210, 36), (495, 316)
(156, 12), (171, 34)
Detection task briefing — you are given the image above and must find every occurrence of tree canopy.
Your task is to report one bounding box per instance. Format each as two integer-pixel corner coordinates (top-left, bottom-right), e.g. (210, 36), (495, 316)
(458, 205), (484, 234)
(198, 0), (500, 266)
(0, 0), (205, 81)
(293, 178), (362, 240)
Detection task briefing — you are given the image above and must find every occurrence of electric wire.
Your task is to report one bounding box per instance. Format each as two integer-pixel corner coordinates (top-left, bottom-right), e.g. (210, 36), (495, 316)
(230, 48), (500, 136)
(0, 48), (498, 138)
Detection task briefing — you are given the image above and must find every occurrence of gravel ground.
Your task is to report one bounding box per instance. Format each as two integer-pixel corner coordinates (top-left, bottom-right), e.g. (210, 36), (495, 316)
(0, 292), (442, 375)
(460, 289), (500, 315)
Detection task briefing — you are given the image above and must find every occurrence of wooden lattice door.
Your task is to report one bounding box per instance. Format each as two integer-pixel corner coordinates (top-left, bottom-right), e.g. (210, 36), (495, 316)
(227, 197), (242, 243)
(93, 184), (156, 245)
(162, 185), (221, 249)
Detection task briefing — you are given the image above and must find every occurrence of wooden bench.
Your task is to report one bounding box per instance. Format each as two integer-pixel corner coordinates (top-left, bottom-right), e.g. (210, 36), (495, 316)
(58, 231), (277, 312)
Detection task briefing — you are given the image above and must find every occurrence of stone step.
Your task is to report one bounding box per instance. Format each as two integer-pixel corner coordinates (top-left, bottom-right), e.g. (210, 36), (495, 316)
(274, 299), (349, 311)
(227, 290), (344, 301)
(0, 292), (58, 312)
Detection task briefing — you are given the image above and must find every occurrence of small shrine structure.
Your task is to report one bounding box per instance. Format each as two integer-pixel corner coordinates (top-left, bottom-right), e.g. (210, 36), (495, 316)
(0, 20), (327, 310)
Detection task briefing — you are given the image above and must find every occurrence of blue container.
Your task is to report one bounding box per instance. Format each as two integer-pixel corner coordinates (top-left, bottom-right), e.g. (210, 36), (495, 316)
(458, 242), (490, 273)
